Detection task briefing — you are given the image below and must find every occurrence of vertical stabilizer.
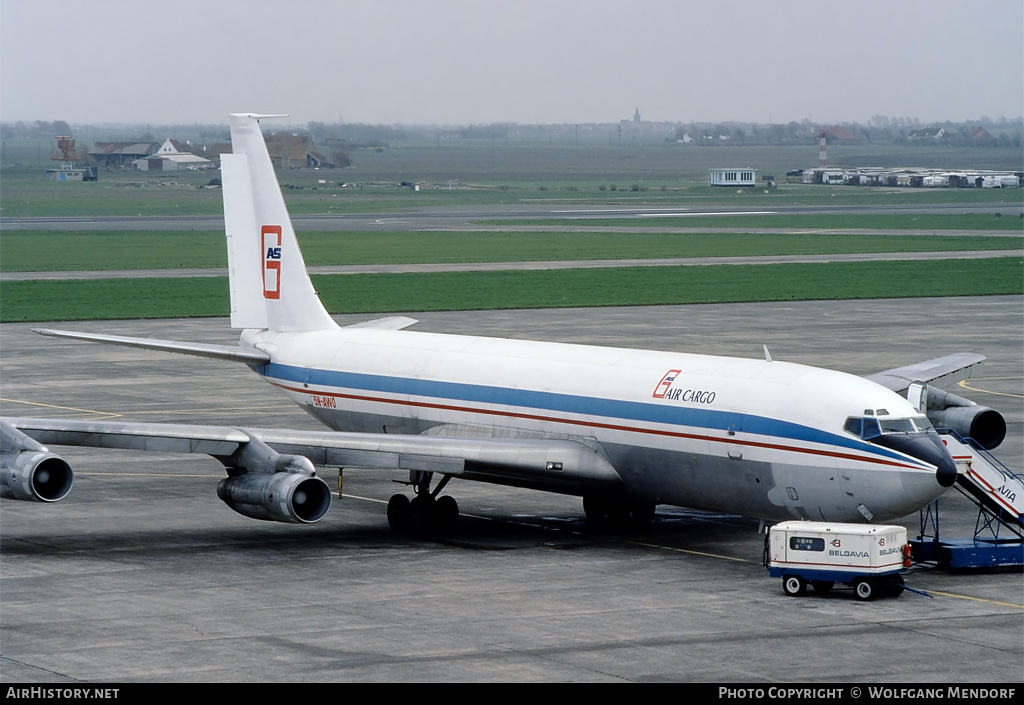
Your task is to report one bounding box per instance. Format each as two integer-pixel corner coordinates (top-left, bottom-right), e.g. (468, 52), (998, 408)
(222, 113), (338, 332)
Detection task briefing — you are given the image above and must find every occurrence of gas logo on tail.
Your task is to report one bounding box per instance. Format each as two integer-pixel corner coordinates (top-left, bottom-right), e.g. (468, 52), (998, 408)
(262, 225), (282, 299)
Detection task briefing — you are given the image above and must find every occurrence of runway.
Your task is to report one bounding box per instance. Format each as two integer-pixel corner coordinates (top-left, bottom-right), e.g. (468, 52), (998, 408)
(1, 200), (1020, 232)
(3, 249), (1020, 282)
(1, 298), (1021, 682)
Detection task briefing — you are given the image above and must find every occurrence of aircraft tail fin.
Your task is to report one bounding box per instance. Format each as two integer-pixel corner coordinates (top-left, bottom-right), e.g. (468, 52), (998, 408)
(222, 113), (338, 332)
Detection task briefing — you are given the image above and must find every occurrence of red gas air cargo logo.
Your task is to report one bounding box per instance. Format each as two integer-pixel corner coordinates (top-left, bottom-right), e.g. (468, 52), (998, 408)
(652, 370), (681, 398)
(262, 225), (282, 299)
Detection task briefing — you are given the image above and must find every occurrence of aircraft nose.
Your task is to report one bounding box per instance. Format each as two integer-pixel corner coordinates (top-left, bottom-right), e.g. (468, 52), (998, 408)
(926, 435), (959, 488)
(874, 432), (958, 488)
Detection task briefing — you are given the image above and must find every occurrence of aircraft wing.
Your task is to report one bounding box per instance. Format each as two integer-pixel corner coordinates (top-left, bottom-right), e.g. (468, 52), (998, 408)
(2, 417), (622, 495)
(865, 353), (986, 393)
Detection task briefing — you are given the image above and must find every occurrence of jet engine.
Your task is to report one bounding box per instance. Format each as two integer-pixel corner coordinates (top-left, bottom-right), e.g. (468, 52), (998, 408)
(0, 424), (74, 502)
(213, 435), (333, 523)
(924, 387), (1006, 451)
(217, 471), (332, 524)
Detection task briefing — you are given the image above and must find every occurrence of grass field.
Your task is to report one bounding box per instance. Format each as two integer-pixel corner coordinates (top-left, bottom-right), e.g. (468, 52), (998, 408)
(3, 175), (1023, 219)
(1, 229), (1018, 272)
(2, 138), (1021, 322)
(2, 258), (1020, 323)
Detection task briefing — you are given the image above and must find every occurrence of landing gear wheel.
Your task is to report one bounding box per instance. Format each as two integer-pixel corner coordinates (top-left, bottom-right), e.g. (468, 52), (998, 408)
(810, 581), (834, 594)
(583, 496), (656, 527)
(854, 579), (875, 601)
(409, 494), (435, 530)
(628, 502), (657, 526)
(583, 495), (610, 523)
(783, 575), (807, 597)
(434, 495), (460, 533)
(387, 494), (411, 530)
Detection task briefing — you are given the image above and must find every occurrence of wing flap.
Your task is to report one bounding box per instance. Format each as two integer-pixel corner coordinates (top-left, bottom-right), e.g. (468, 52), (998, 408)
(866, 353), (986, 393)
(7, 418), (250, 455)
(257, 428), (621, 491)
(343, 316), (419, 330)
(3, 418), (621, 493)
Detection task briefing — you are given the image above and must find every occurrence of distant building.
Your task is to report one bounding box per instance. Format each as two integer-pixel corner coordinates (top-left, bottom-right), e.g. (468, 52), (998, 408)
(132, 139), (213, 171)
(88, 141), (158, 168)
(965, 126), (997, 146)
(822, 125), (862, 144)
(202, 142), (233, 167)
(709, 168), (757, 186)
(908, 127), (945, 142)
(264, 133), (329, 169)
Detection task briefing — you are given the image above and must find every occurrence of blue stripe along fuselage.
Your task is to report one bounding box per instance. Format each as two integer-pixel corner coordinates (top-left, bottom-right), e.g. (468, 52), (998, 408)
(257, 362), (928, 470)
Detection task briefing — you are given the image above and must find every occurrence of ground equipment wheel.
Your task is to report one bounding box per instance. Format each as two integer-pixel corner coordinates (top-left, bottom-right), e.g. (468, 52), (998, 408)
(854, 579), (875, 601)
(883, 575), (905, 598)
(783, 575), (807, 597)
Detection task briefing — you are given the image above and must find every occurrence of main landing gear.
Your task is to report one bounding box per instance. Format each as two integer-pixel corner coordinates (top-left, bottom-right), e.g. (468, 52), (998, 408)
(387, 470), (459, 532)
(582, 494), (656, 527)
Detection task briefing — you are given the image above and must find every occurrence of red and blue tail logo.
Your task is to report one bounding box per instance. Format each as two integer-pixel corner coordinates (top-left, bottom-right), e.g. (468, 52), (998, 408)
(262, 225), (282, 299)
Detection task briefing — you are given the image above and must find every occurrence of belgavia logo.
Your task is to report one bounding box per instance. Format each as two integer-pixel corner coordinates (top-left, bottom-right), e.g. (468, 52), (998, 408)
(262, 225), (282, 299)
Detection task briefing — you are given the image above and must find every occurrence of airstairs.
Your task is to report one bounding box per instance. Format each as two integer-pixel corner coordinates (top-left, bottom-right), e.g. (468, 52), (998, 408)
(911, 433), (1024, 568)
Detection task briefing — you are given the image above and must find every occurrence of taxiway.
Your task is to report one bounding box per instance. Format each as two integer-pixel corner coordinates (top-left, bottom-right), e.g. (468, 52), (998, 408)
(1, 297), (1021, 682)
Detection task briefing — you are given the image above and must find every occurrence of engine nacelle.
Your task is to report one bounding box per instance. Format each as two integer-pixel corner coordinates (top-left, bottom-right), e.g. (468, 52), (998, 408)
(1, 449), (74, 502)
(217, 472), (332, 524)
(928, 406), (1006, 451)
(924, 387), (1006, 450)
(1, 422), (74, 502)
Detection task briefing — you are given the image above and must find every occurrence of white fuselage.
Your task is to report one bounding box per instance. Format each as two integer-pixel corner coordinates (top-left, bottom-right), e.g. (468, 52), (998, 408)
(242, 327), (949, 523)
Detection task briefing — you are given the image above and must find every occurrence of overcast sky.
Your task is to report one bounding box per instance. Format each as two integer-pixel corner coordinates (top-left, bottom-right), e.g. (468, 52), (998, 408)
(2, 0), (1022, 127)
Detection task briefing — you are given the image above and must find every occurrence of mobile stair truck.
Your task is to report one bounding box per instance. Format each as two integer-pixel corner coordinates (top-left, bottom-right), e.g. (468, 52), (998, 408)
(766, 521), (910, 601)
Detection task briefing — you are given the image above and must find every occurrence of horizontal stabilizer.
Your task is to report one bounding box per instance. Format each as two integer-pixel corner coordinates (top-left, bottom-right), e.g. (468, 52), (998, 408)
(866, 353), (986, 393)
(34, 329), (271, 365)
(343, 316), (419, 330)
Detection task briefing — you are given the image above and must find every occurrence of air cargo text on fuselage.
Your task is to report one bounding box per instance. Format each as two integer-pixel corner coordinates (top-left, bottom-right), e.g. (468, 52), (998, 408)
(652, 368), (716, 404)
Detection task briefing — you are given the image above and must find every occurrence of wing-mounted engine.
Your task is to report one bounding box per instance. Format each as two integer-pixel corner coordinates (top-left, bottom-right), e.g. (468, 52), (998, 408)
(908, 383), (1006, 450)
(214, 435), (332, 524)
(0, 422), (74, 502)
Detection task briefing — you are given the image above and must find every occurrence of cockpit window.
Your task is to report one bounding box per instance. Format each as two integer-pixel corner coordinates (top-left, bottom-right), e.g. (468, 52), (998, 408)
(844, 415), (932, 440)
(911, 416), (934, 432)
(845, 416), (881, 439)
(879, 418), (915, 434)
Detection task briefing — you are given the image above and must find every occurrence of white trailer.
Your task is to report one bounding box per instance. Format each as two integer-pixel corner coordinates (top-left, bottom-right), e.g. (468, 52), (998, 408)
(766, 521), (909, 600)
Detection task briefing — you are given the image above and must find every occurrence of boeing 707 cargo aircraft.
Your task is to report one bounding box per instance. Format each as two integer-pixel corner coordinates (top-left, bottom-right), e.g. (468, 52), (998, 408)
(1, 113), (1007, 532)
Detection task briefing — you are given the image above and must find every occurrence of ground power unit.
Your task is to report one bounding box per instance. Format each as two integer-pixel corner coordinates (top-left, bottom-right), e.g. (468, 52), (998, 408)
(766, 521), (910, 601)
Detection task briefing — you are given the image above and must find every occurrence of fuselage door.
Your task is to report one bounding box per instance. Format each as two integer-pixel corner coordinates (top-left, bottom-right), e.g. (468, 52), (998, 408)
(906, 382), (927, 413)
